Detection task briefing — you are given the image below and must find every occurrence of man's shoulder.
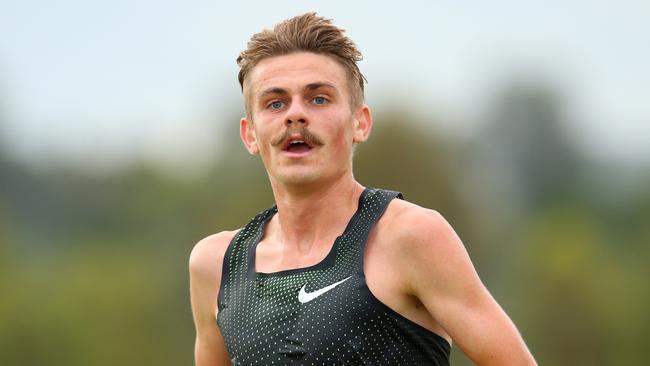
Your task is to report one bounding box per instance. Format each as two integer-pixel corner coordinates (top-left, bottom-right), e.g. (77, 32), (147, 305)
(382, 198), (452, 236)
(378, 198), (461, 254)
(189, 230), (240, 278)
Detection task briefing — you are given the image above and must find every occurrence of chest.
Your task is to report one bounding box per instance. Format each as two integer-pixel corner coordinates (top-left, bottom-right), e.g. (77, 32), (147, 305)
(251, 222), (414, 321)
(254, 235), (340, 274)
(218, 266), (380, 365)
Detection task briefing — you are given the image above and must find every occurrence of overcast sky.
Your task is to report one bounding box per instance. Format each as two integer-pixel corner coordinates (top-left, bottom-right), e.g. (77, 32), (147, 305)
(1, 0), (648, 172)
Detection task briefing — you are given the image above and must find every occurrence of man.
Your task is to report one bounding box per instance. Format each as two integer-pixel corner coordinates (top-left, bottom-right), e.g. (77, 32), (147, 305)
(190, 12), (536, 366)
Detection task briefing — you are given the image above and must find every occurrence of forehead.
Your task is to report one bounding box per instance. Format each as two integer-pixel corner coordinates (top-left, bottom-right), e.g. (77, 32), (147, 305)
(245, 52), (349, 99)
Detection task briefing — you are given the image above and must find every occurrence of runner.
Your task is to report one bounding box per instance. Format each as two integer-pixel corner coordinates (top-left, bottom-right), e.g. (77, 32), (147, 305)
(190, 12), (537, 366)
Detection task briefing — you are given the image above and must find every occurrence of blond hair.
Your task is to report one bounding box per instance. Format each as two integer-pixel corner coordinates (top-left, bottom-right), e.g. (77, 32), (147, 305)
(237, 12), (366, 113)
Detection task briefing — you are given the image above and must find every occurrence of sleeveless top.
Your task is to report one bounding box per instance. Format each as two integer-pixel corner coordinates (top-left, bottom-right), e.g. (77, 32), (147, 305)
(217, 187), (451, 365)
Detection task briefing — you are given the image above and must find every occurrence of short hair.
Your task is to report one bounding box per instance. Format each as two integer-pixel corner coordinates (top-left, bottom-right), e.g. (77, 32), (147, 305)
(237, 12), (366, 113)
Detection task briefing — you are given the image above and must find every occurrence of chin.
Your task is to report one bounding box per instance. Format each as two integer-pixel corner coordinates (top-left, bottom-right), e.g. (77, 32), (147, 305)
(268, 165), (324, 186)
(279, 172), (321, 186)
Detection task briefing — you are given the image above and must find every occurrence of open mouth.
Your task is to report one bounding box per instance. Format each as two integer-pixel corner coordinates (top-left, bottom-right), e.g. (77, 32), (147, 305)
(282, 138), (313, 153)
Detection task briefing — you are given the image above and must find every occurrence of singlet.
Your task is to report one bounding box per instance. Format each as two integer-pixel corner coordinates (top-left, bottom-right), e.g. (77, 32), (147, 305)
(217, 187), (451, 365)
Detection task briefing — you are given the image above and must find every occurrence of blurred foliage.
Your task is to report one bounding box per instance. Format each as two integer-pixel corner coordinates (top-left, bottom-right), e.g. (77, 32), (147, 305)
(0, 80), (648, 365)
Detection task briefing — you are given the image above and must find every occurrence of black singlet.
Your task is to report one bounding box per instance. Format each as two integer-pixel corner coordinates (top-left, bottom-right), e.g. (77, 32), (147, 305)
(217, 188), (451, 365)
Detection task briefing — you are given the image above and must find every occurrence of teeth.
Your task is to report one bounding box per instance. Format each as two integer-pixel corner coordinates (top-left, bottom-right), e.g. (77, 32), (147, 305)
(290, 140), (305, 145)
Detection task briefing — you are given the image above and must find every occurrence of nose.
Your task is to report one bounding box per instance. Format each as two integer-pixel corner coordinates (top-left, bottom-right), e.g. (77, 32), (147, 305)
(284, 98), (308, 126)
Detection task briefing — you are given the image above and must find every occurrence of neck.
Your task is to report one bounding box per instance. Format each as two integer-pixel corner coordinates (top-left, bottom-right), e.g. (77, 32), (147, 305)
(268, 174), (365, 254)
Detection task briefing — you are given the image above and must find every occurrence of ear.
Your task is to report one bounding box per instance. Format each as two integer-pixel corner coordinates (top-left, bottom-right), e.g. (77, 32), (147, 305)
(240, 117), (259, 155)
(352, 105), (373, 144)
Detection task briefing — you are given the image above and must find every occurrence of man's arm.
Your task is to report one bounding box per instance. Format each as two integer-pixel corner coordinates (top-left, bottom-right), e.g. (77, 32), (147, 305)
(189, 231), (237, 366)
(401, 208), (536, 365)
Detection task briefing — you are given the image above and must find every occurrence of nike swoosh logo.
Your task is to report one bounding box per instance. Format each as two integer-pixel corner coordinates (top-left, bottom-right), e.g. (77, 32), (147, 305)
(298, 276), (353, 304)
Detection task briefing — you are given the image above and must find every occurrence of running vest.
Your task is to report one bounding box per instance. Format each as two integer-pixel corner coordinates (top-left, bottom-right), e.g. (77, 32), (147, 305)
(217, 188), (451, 365)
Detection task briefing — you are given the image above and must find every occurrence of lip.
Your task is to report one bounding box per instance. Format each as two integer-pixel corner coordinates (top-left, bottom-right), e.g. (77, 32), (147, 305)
(281, 145), (314, 158)
(282, 149), (312, 158)
(280, 134), (314, 158)
(281, 134), (312, 150)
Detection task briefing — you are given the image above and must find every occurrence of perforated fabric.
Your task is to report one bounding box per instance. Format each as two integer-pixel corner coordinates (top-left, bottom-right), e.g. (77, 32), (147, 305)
(217, 188), (451, 365)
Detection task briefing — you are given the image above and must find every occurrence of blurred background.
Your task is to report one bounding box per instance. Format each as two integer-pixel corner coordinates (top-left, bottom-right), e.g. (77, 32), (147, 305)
(1, 1), (649, 365)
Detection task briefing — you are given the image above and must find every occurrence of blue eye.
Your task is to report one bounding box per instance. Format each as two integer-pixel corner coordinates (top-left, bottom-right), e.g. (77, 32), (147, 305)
(313, 96), (327, 105)
(270, 101), (284, 109)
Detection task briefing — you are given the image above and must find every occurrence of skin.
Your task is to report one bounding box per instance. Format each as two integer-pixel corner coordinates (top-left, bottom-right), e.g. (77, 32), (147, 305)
(189, 52), (537, 365)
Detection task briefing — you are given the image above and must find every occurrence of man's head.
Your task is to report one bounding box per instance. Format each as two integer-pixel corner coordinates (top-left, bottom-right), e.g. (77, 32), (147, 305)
(237, 13), (372, 189)
(237, 12), (366, 116)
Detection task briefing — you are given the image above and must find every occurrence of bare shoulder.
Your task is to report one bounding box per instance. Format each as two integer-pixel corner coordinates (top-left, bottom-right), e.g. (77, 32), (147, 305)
(189, 229), (240, 356)
(378, 198), (462, 252)
(189, 230), (239, 282)
(373, 199), (470, 286)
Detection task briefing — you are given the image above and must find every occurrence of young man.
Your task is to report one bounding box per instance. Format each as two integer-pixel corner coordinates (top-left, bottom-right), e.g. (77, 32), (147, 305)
(190, 12), (536, 366)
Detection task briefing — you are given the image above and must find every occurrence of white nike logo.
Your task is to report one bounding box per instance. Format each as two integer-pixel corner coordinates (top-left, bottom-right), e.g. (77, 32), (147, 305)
(298, 276), (353, 304)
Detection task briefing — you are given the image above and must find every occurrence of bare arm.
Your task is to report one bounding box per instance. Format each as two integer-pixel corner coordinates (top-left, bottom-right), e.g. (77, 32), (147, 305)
(189, 231), (237, 366)
(402, 209), (536, 365)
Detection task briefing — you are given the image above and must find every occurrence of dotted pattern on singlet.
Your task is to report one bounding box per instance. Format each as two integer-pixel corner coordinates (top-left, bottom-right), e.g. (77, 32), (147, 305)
(217, 188), (451, 365)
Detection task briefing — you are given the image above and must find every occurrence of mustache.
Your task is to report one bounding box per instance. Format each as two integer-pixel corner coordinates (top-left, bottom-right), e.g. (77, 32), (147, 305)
(270, 126), (325, 148)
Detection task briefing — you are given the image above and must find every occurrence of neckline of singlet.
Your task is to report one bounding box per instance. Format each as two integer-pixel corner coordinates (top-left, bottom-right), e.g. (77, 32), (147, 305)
(248, 187), (371, 278)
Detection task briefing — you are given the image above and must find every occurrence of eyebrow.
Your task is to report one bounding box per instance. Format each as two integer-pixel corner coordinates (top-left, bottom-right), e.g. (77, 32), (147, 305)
(304, 82), (337, 92)
(258, 87), (288, 99)
(257, 82), (338, 99)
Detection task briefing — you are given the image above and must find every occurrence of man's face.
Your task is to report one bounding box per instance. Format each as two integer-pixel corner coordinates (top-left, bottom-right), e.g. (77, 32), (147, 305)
(240, 52), (371, 188)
